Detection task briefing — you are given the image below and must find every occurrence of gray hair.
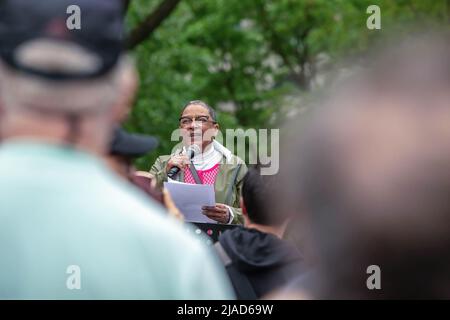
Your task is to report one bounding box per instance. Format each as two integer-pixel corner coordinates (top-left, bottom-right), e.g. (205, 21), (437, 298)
(181, 100), (217, 122)
(0, 41), (134, 115)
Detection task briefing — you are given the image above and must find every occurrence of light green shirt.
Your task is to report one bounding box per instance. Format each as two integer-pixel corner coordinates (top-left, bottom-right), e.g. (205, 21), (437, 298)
(0, 141), (234, 300)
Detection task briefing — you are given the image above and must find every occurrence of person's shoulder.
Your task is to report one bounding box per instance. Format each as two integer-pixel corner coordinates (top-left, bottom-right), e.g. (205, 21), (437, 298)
(104, 178), (193, 242)
(230, 155), (248, 179)
(150, 155), (172, 172)
(126, 204), (218, 273)
(104, 179), (209, 257)
(155, 154), (172, 163)
(85, 169), (211, 257)
(154, 143), (183, 164)
(225, 154), (247, 167)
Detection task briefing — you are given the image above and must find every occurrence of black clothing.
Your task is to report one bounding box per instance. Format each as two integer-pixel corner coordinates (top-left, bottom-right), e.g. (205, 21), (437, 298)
(217, 226), (306, 299)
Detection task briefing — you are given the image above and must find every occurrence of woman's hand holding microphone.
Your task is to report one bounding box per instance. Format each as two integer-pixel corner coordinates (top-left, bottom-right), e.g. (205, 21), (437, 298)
(166, 154), (190, 175)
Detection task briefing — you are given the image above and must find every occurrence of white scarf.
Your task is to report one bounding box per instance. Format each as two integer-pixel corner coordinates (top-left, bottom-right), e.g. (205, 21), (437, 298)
(183, 140), (232, 171)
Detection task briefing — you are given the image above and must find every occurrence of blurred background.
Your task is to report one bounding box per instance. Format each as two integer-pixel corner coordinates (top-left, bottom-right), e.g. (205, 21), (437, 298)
(122, 0), (449, 169)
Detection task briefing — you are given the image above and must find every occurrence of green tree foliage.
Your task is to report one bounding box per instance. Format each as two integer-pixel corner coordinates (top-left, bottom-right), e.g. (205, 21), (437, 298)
(124, 0), (449, 170)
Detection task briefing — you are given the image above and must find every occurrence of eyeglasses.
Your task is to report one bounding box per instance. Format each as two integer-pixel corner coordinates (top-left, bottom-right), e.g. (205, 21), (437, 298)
(179, 116), (216, 127)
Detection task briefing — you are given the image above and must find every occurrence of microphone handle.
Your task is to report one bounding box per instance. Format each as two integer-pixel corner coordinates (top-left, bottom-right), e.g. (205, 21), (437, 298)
(167, 166), (180, 179)
(167, 148), (195, 179)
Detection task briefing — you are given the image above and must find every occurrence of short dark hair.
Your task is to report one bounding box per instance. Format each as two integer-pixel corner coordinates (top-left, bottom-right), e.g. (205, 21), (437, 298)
(242, 167), (288, 226)
(181, 100), (217, 122)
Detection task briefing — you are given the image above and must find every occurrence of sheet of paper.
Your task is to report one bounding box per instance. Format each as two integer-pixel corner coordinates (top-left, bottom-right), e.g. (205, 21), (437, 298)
(164, 181), (217, 223)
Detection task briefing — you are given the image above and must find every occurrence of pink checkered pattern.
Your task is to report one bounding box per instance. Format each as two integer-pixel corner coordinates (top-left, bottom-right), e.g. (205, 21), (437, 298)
(184, 163), (221, 185)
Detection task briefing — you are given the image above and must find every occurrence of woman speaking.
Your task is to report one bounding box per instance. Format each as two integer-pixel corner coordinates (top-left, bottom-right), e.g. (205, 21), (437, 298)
(150, 100), (247, 224)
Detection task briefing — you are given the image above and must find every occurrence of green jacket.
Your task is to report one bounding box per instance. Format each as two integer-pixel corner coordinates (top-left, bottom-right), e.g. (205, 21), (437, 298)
(150, 148), (247, 225)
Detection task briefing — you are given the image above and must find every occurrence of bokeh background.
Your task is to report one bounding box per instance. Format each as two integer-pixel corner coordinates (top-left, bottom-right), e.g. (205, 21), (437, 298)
(122, 0), (449, 169)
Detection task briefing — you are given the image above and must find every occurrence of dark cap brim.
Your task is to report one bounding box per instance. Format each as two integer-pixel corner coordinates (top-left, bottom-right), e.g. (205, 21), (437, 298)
(110, 128), (159, 158)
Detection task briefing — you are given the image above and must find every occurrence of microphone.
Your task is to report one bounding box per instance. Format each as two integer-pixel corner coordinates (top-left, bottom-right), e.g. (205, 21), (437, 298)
(167, 144), (201, 179)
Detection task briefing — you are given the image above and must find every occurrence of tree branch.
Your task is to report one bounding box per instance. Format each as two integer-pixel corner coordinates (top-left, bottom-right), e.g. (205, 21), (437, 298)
(256, 3), (313, 89)
(126, 0), (182, 50)
(256, 4), (294, 71)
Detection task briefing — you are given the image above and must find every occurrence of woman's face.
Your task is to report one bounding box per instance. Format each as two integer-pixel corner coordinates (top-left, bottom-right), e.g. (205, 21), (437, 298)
(179, 104), (219, 152)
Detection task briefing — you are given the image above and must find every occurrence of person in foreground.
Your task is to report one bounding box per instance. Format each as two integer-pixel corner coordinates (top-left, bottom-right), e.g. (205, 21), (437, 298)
(276, 33), (450, 299)
(215, 167), (306, 299)
(0, 0), (233, 299)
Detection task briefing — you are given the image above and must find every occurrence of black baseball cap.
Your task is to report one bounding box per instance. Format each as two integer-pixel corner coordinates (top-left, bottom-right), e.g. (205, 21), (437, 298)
(110, 128), (159, 158)
(0, 0), (124, 80)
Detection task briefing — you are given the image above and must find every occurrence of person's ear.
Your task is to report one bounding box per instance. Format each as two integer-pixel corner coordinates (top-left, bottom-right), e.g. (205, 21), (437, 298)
(203, 126), (218, 143)
(111, 84), (138, 123)
(211, 123), (219, 140)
